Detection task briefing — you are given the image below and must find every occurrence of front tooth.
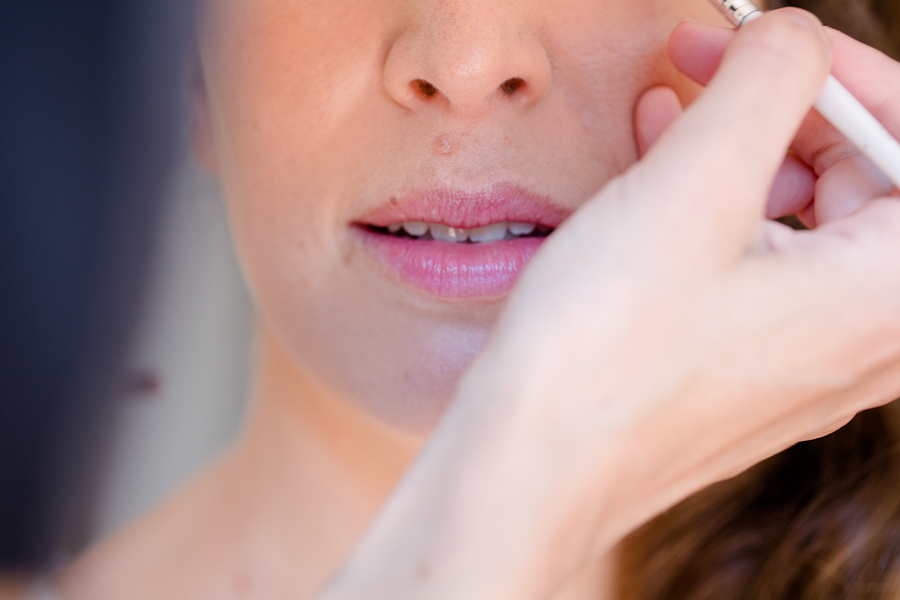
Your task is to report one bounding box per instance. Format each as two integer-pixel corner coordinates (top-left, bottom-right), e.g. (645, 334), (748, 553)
(388, 223), (402, 234)
(468, 222), (508, 243)
(431, 223), (467, 242)
(508, 222), (536, 236)
(403, 222), (429, 237)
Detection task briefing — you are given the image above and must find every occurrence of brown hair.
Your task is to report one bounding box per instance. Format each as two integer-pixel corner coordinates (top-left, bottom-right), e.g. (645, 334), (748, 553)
(619, 2), (900, 598)
(786, 0), (900, 57)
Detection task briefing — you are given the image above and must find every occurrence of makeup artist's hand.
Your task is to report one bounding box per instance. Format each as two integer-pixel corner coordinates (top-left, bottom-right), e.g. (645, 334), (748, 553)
(662, 19), (900, 227)
(320, 9), (900, 600)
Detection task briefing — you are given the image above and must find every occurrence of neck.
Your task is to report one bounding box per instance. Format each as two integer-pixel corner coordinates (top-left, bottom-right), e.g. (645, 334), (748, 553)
(60, 325), (423, 600)
(227, 325), (423, 591)
(246, 326), (618, 600)
(243, 323), (423, 500)
(59, 324), (616, 599)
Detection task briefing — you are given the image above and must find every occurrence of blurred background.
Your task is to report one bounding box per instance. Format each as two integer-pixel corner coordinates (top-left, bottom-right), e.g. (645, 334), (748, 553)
(0, 2), (254, 569)
(89, 150), (254, 541)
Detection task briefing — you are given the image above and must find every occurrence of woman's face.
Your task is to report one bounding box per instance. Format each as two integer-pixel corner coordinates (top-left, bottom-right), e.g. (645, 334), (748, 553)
(194, 0), (725, 434)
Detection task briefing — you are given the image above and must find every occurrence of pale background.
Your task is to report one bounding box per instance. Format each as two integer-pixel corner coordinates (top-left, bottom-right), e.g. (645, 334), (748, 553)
(91, 151), (255, 539)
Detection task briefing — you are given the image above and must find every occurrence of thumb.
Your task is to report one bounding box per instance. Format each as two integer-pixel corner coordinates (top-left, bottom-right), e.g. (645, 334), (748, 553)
(631, 9), (832, 263)
(634, 86), (684, 158)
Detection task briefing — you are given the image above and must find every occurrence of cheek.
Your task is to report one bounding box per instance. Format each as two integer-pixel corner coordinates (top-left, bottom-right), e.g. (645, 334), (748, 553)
(196, 0), (722, 434)
(203, 0), (385, 200)
(550, 0), (727, 104)
(202, 1), (385, 287)
(541, 0), (713, 184)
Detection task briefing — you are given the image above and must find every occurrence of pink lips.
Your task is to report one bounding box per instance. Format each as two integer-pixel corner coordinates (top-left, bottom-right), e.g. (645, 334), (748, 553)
(355, 183), (570, 299)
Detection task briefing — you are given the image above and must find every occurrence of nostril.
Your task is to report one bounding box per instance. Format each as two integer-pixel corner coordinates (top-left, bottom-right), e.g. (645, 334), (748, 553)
(412, 79), (439, 99)
(500, 78), (525, 96)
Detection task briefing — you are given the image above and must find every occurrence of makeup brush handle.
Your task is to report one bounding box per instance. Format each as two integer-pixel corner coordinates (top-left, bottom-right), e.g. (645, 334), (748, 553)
(814, 74), (900, 189)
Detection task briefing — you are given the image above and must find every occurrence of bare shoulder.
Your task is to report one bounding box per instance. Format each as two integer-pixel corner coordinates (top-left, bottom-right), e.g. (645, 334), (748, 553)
(55, 453), (249, 600)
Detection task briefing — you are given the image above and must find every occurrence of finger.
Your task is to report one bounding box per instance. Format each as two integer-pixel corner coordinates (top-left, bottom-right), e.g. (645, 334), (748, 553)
(791, 29), (900, 222)
(766, 153), (817, 220)
(671, 21), (900, 225)
(798, 202), (817, 229)
(634, 86), (684, 158)
(668, 24), (819, 222)
(670, 24), (900, 145)
(667, 20), (822, 223)
(670, 24), (900, 140)
(814, 154), (894, 223)
(635, 9), (831, 257)
(667, 21), (733, 87)
(826, 27), (900, 141)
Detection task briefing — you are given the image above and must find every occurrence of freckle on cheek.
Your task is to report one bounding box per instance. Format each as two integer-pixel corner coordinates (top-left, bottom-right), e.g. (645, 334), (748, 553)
(434, 134), (459, 156)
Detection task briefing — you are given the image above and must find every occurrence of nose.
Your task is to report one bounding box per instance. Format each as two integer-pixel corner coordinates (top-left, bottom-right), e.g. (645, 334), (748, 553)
(384, 0), (552, 115)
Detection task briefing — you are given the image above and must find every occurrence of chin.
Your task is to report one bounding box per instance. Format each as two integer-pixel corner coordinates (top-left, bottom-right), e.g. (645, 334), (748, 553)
(355, 382), (456, 438)
(298, 315), (494, 437)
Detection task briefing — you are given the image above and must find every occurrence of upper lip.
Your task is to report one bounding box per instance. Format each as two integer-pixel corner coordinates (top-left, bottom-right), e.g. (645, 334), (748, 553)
(356, 182), (571, 230)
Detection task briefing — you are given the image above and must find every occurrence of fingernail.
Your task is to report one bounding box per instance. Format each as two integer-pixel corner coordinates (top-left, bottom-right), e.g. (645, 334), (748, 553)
(784, 9), (824, 33)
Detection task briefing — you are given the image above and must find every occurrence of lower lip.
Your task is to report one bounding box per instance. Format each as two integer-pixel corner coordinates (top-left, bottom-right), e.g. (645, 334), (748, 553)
(356, 228), (546, 299)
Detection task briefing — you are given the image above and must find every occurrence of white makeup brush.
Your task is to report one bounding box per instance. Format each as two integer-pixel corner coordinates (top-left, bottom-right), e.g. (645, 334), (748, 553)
(709, 0), (900, 189)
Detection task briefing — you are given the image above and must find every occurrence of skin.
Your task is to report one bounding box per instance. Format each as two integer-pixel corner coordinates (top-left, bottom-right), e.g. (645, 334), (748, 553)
(321, 17), (900, 600)
(58, 1), (900, 600)
(190, 0), (728, 434)
(61, 1), (726, 597)
(0, 577), (31, 600)
(274, 13), (900, 600)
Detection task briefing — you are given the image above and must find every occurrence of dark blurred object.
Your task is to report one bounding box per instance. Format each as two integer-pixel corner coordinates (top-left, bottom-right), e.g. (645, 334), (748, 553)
(0, 1), (193, 571)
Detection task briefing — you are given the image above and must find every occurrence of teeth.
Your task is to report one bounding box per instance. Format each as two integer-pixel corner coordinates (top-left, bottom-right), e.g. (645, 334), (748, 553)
(431, 224), (467, 242)
(390, 221), (544, 241)
(508, 222), (536, 236)
(402, 221), (429, 237)
(468, 223), (509, 243)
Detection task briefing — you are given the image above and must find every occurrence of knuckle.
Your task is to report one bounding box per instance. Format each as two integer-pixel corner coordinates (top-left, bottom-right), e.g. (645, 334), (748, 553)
(746, 9), (830, 76)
